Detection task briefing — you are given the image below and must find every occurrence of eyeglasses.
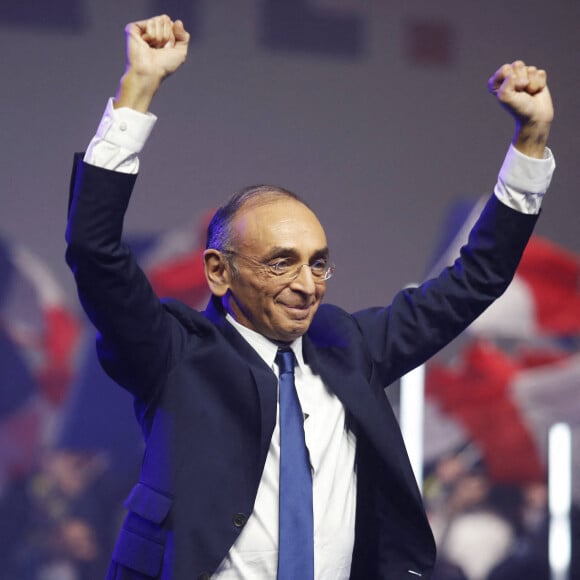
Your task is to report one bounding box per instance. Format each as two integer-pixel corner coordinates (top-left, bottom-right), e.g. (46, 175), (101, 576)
(222, 251), (335, 282)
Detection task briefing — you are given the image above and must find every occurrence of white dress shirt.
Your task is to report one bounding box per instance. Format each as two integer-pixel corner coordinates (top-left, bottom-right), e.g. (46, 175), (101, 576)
(212, 316), (357, 579)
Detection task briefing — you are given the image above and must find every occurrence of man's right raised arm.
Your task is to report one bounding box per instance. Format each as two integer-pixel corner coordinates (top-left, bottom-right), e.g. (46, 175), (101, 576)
(86, 14), (189, 172)
(65, 16), (190, 396)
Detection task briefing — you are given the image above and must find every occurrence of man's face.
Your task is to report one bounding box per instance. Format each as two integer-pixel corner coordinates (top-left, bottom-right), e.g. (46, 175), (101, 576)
(223, 197), (328, 343)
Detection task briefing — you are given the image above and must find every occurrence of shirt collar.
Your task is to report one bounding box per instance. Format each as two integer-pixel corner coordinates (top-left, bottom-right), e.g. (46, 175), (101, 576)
(225, 313), (305, 370)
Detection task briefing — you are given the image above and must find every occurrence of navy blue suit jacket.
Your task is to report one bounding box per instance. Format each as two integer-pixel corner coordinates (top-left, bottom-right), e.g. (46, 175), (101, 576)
(66, 157), (538, 580)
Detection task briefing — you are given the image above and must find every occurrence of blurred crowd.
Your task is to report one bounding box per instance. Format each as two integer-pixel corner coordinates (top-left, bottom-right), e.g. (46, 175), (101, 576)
(426, 447), (579, 580)
(0, 448), (135, 580)
(0, 441), (577, 579)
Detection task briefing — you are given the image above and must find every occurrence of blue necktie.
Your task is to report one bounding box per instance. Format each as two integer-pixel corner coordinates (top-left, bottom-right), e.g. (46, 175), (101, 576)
(276, 348), (314, 580)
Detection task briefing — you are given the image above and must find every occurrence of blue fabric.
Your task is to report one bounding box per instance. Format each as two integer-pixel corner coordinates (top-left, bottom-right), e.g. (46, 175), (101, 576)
(276, 349), (314, 580)
(0, 326), (36, 418)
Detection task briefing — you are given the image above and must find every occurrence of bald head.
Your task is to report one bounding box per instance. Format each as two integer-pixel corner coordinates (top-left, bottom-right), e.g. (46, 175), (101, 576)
(206, 184), (312, 253)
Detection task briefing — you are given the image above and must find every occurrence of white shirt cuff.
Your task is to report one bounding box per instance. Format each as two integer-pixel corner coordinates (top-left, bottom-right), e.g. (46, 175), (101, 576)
(494, 144), (556, 214)
(83, 98), (157, 174)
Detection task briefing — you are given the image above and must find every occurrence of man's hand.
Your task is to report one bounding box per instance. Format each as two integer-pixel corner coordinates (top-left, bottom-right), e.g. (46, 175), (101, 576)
(115, 15), (190, 113)
(488, 61), (553, 158)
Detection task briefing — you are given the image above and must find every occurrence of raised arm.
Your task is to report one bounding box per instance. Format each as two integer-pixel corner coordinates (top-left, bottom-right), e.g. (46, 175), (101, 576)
(354, 62), (555, 384)
(66, 16), (192, 399)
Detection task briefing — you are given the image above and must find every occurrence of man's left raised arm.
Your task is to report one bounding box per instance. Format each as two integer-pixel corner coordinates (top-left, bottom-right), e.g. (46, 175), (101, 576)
(354, 62), (555, 382)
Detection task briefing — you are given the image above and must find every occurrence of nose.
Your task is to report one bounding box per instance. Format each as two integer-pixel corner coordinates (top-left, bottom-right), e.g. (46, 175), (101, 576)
(289, 264), (317, 294)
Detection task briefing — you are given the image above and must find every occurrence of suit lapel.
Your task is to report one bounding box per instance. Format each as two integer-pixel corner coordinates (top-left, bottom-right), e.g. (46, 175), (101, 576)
(302, 333), (378, 430)
(204, 298), (420, 502)
(204, 298), (278, 468)
(302, 333), (422, 501)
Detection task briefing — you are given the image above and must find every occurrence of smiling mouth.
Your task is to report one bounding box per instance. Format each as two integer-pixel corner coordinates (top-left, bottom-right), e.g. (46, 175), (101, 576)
(280, 302), (313, 318)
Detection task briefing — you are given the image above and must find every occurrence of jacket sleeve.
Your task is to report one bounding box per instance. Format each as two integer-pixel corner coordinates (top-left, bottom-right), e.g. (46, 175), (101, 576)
(353, 194), (539, 386)
(65, 155), (183, 399)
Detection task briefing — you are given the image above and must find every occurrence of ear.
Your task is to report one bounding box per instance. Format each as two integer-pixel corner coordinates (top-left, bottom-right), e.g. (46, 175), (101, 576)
(203, 249), (231, 297)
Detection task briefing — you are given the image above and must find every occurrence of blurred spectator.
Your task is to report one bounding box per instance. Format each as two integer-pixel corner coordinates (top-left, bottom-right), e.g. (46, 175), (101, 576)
(426, 452), (518, 579)
(0, 448), (125, 579)
(489, 483), (580, 580)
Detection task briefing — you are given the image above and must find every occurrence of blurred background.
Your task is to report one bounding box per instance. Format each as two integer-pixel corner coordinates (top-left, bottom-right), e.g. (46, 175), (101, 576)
(0, 1), (578, 578)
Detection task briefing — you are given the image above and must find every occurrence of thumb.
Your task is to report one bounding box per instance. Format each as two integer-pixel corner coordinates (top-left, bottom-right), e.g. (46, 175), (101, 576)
(173, 19), (190, 44)
(488, 63), (513, 97)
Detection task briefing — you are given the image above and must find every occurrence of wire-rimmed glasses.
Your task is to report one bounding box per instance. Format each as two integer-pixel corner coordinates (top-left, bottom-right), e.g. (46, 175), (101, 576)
(222, 250), (335, 283)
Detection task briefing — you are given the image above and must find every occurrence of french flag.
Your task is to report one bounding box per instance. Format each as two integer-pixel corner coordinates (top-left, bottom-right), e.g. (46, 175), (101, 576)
(423, 197), (580, 496)
(0, 236), (80, 481)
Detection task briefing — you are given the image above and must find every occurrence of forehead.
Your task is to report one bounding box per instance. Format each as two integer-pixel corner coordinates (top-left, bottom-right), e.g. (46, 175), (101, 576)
(231, 197), (327, 254)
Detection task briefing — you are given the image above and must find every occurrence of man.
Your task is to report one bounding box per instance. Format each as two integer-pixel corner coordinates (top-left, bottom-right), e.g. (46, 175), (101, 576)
(66, 14), (555, 580)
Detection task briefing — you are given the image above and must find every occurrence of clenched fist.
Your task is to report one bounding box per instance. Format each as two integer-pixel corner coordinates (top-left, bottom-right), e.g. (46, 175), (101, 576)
(115, 14), (190, 112)
(488, 60), (553, 158)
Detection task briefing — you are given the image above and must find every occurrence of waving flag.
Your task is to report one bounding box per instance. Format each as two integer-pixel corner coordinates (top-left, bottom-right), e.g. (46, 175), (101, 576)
(423, 197), (580, 495)
(426, 340), (579, 487)
(0, 236), (80, 480)
(467, 236), (580, 339)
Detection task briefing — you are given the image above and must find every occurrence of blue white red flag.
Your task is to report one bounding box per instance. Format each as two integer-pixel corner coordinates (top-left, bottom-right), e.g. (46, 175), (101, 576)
(423, 197), (580, 497)
(0, 236), (80, 482)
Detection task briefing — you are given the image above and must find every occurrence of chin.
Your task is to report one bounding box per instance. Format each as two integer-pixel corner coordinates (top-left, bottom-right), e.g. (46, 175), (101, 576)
(280, 321), (312, 342)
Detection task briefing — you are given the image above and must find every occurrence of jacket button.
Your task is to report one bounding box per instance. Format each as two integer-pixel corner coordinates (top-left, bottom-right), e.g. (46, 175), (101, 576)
(232, 512), (247, 528)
